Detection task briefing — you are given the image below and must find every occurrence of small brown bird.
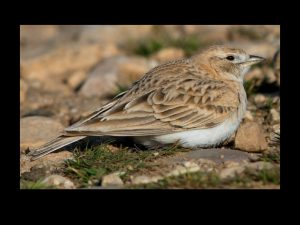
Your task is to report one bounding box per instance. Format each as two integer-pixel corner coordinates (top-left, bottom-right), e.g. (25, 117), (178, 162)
(28, 45), (264, 160)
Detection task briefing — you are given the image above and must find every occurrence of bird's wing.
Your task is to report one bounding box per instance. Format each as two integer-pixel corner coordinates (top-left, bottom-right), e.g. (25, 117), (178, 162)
(64, 60), (240, 136)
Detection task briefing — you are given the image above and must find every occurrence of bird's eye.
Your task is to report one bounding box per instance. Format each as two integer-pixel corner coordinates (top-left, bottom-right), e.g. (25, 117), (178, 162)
(226, 55), (235, 61)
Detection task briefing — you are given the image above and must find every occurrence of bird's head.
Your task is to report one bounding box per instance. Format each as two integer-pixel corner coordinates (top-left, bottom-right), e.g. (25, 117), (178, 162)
(192, 45), (265, 82)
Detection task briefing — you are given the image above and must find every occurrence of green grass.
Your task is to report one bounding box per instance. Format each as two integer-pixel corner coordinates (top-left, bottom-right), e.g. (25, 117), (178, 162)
(130, 167), (280, 189)
(234, 168), (280, 186)
(134, 39), (164, 57)
(130, 35), (202, 57)
(259, 151), (280, 164)
(20, 179), (54, 189)
(244, 80), (258, 96)
(63, 143), (190, 187)
(114, 83), (129, 96)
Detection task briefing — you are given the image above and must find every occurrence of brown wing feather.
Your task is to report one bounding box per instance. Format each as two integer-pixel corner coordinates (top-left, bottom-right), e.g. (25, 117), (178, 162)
(64, 60), (240, 136)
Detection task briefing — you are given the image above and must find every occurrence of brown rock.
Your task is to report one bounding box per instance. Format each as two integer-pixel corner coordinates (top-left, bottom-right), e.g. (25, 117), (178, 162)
(244, 110), (254, 121)
(235, 121), (268, 152)
(117, 58), (157, 87)
(20, 43), (114, 82)
(20, 79), (28, 104)
(20, 151), (73, 174)
(264, 67), (277, 84)
(41, 79), (74, 96)
(20, 25), (60, 47)
(270, 108), (280, 123)
(67, 70), (87, 90)
(254, 94), (267, 108)
(244, 67), (264, 82)
(151, 48), (185, 63)
(79, 25), (153, 45)
(20, 116), (64, 152)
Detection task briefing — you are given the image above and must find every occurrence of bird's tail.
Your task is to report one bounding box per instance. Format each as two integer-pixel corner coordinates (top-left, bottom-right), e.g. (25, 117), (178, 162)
(28, 136), (86, 161)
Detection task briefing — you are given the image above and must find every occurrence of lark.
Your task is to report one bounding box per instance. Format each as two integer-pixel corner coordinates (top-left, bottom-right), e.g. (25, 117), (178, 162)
(28, 45), (264, 160)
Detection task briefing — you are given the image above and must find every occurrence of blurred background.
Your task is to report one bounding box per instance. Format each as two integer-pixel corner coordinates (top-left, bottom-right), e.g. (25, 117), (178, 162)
(20, 25), (280, 189)
(20, 25), (280, 125)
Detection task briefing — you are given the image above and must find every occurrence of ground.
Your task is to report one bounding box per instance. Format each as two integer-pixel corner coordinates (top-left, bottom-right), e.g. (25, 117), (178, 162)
(20, 25), (280, 189)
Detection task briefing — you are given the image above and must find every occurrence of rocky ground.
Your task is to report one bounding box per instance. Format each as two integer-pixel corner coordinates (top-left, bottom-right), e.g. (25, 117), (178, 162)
(20, 25), (280, 189)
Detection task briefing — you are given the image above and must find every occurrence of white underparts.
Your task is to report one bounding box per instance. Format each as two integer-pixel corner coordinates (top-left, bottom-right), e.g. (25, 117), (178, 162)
(153, 117), (241, 148)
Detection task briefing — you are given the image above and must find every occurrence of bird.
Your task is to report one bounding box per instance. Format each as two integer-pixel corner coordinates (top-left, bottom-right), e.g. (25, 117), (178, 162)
(28, 45), (265, 160)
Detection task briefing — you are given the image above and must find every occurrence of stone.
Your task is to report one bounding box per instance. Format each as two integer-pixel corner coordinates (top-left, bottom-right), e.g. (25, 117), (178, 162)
(79, 56), (124, 98)
(244, 67), (264, 82)
(272, 124), (280, 134)
(162, 148), (250, 165)
(20, 42), (116, 83)
(151, 48), (185, 63)
(270, 109), (280, 123)
(101, 173), (124, 187)
(184, 25), (230, 42)
(244, 110), (254, 121)
(67, 70), (87, 90)
(264, 67), (277, 84)
(20, 79), (28, 104)
(153, 152), (159, 157)
(223, 161), (241, 168)
(20, 116), (64, 152)
(117, 58), (157, 87)
(219, 166), (245, 179)
(79, 25), (153, 45)
(20, 25), (59, 45)
(79, 56), (157, 98)
(248, 153), (261, 162)
(20, 151), (73, 174)
(182, 161), (200, 173)
(254, 94), (267, 107)
(245, 161), (274, 170)
(20, 25), (61, 59)
(131, 175), (162, 185)
(235, 121), (268, 152)
(166, 165), (188, 177)
(40, 79), (74, 96)
(42, 175), (75, 189)
(21, 165), (50, 181)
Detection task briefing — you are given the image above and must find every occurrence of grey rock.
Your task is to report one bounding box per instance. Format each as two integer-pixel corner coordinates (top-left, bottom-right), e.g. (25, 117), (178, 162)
(168, 148), (251, 164)
(101, 173), (124, 187)
(131, 175), (163, 185)
(79, 56), (157, 98)
(42, 175), (75, 189)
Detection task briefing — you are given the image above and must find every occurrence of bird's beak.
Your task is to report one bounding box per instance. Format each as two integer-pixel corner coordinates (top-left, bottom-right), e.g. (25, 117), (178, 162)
(244, 55), (265, 66)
